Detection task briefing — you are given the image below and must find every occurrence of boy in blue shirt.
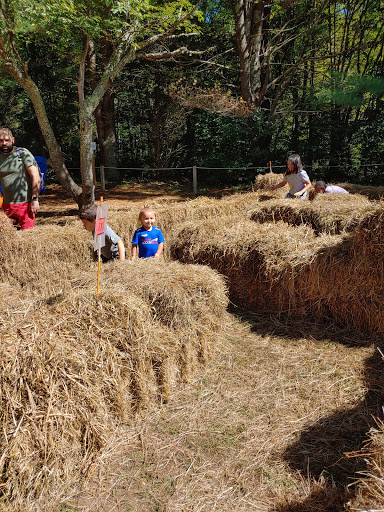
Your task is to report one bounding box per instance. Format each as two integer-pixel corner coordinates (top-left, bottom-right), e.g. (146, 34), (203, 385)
(131, 207), (164, 260)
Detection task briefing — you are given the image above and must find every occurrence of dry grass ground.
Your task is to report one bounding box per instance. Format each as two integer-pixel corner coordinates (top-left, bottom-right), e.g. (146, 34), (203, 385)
(72, 315), (380, 512)
(0, 182), (383, 512)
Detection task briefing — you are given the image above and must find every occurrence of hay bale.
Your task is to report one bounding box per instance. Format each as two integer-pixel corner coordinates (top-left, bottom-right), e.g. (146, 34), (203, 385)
(102, 208), (139, 250)
(0, 289), (177, 509)
(170, 215), (323, 313)
(155, 195), (258, 237)
(338, 182), (384, 200)
(0, 214), (230, 509)
(253, 172), (284, 191)
(170, 204), (384, 335)
(0, 221), (93, 293)
(252, 173), (287, 201)
(103, 259), (229, 374)
(346, 421), (384, 510)
(250, 193), (375, 235)
(106, 195), (261, 260)
(0, 255), (229, 509)
(96, 196), (262, 260)
(0, 210), (15, 234)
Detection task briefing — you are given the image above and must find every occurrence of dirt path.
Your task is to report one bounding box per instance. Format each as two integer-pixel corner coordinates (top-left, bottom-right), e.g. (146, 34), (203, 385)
(74, 314), (378, 512)
(38, 182), (195, 224)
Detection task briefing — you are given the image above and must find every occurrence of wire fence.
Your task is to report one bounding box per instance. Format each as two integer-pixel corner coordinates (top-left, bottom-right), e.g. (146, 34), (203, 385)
(61, 162), (384, 194)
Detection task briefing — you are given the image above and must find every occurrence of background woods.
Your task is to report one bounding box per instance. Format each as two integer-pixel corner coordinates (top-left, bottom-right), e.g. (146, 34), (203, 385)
(1, 0), (384, 199)
(1, 2), (384, 511)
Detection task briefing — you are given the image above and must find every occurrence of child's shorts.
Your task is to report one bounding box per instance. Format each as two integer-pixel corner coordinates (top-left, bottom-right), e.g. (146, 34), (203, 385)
(2, 202), (36, 230)
(286, 192), (306, 199)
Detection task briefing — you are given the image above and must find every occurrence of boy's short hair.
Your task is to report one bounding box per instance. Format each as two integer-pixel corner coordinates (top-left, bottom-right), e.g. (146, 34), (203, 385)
(139, 207), (156, 220)
(315, 180), (326, 190)
(79, 203), (98, 221)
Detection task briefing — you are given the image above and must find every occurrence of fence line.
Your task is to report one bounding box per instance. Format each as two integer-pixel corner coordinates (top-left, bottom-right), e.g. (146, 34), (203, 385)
(62, 163), (384, 195)
(66, 163), (384, 171)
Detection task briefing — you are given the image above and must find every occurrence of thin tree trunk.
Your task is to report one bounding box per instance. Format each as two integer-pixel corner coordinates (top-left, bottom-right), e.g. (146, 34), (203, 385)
(234, 0), (266, 105)
(153, 63), (161, 167)
(78, 36), (95, 205)
(89, 38), (119, 181)
(22, 77), (83, 204)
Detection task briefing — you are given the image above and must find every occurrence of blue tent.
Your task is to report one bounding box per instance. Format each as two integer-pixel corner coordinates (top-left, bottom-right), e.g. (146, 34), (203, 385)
(34, 156), (47, 193)
(0, 155), (47, 195)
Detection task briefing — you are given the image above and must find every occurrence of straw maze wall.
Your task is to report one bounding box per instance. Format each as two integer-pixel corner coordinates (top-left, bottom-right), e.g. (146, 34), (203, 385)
(0, 183), (383, 508)
(0, 212), (229, 508)
(104, 185), (384, 336)
(162, 189), (384, 337)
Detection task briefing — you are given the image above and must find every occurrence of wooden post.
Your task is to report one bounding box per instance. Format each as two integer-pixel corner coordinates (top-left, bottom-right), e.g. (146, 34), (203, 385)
(92, 141), (97, 185)
(96, 196), (103, 297)
(193, 165), (197, 195)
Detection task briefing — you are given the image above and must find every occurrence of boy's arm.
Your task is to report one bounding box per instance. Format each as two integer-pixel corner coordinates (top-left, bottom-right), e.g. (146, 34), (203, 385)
(117, 240), (126, 260)
(131, 244), (138, 261)
(154, 242), (164, 258)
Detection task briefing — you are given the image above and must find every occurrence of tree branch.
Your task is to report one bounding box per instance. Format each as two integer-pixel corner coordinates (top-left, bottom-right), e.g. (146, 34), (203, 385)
(143, 47), (204, 61)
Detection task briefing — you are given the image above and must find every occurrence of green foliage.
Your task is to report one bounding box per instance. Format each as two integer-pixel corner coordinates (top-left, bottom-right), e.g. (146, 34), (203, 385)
(317, 73), (384, 108)
(2, 0), (384, 189)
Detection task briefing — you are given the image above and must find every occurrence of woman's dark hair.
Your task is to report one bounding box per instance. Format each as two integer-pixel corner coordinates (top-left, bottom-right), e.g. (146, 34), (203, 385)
(284, 154), (303, 175)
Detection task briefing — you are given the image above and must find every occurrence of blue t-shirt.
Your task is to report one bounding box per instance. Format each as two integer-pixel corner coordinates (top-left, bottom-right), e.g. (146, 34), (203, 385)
(131, 226), (165, 258)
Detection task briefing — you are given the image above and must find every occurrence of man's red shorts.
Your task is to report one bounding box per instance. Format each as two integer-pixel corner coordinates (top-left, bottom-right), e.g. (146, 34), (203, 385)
(2, 202), (35, 230)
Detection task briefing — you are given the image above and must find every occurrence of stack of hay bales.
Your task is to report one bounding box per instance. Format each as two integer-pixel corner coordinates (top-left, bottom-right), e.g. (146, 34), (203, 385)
(249, 193), (376, 234)
(170, 203), (384, 336)
(155, 194), (261, 236)
(170, 215), (329, 313)
(252, 172), (287, 200)
(347, 421), (384, 510)
(104, 194), (263, 259)
(88, 195), (262, 260)
(0, 212), (92, 292)
(338, 182), (384, 199)
(0, 214), (229, 509)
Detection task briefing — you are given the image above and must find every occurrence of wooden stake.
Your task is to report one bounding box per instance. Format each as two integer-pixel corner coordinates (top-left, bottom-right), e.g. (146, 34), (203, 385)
(96, 196), (103, 297)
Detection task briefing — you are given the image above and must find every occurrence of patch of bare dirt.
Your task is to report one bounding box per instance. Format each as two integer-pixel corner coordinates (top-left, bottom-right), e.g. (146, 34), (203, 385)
(37, 182), (193, 225)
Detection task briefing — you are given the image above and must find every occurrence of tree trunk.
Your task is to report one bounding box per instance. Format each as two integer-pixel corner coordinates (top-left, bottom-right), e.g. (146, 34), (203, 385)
(79, 108), (95, 206)
(234, 0), (267, 105)
(153, 63), (161, 167)
(89, 38), (119, 182)
(95, 90), (119, 180)
(22, 77), (83, 204)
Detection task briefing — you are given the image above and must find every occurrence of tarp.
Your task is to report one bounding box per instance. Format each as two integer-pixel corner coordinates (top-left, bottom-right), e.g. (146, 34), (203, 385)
(0, 155), (47, 195)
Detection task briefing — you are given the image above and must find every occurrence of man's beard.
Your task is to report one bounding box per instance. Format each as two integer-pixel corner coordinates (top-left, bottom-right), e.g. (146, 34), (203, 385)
(0, 143), (14, 154)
